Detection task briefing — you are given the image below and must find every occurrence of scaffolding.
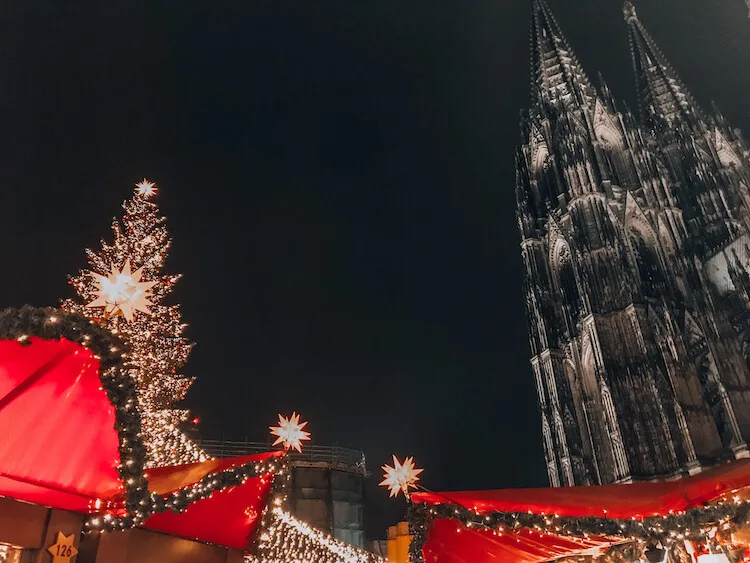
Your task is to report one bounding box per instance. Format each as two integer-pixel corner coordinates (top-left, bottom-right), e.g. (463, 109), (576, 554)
(198, 439), (368, 548)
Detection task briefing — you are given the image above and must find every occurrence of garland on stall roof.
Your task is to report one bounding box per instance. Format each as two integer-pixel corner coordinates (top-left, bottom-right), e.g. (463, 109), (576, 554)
(150, 455), (287, 514)
(0, 306), (151, 525)
(247, 458), (385, 563)
(407, 497), (750, 563)
(248, 453), (293, 556)
(408, 501), (430, 563)
(248, 508), (387, 563)
(88, 455), (289, 532)
(0, 305), (385, 563)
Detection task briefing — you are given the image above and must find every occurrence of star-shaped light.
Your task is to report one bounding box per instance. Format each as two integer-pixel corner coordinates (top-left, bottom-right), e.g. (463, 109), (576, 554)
(270, 412), (311, 453)
(86, 259), (158, 321)
(47, 532), (79, 563)
(135, 178), (157, 198)
(380, 455), (423, 498)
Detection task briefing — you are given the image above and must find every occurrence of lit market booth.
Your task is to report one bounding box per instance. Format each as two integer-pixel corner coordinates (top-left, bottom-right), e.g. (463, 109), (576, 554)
(0, 306), (382, 563)
(401, 461), (750, 563)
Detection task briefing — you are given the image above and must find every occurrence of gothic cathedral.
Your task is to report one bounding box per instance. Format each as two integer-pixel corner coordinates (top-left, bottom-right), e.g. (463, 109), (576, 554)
(517, 1), (750, 486)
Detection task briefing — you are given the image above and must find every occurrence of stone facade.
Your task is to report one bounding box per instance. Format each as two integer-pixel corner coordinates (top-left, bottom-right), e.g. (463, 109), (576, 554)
(517, 1), (750, 486)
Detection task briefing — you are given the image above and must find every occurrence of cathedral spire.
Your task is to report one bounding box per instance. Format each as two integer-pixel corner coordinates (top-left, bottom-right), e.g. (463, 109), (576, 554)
(624, 2), (701, 127)
(529, 0), (595, 110)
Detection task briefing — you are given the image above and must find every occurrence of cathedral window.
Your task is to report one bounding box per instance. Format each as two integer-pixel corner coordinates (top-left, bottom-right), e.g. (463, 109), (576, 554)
(629, 232), (664, 297)
(554, 410), (570, 460)
(601, 383), (629, 479)
(552, 241), (582, 320)
(547, 461), (561, 488)
(534, 365), (546, 408)
(561, 457), (575, 486)
(595, 116), (631, 187)
(542, 415), (555, 461)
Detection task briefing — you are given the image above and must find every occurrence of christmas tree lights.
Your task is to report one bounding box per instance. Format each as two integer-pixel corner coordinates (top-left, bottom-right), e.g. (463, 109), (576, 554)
(0, 305), (384, 561)
(63, 181), (207, 467)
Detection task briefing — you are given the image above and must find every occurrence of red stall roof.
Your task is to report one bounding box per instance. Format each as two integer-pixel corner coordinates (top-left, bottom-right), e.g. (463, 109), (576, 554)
(412, 460), (750, 563)
(142, 453), (282, 550)
(0, 310), (285, 552)
(0, 337), (124, 512)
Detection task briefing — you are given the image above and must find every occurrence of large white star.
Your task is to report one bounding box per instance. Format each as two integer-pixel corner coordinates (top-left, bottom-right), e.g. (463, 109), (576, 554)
(135, 178), (157, 198)
(86, 260), (158, 322)
(380, 455), (423, 498)
(270, 412), (311, 453)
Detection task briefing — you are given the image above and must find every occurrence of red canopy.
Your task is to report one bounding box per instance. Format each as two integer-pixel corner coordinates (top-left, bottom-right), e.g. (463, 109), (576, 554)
(412, 460), (750, 563)
(142, 453), (281, 550)
(0, 336), (124, 512)
(421, 520), (614, 563)
(0, 308), (286, 552)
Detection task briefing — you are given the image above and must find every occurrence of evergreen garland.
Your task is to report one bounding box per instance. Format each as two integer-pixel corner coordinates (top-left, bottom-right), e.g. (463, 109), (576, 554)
(408, 497), (750, 563)
(0, 306), (151, 524)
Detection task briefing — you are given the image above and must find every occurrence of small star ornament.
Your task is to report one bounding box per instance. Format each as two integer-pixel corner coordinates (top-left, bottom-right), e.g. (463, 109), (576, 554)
(270, 412), (311, 453)
(380, 455), (423, 498)
(86, 259), (157, 322)
(135, 178), (157, 198)
(47, 532), (78, 563)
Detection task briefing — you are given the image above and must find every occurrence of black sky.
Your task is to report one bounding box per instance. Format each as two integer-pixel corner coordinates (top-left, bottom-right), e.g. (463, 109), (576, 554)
(0, 0), (747, 539)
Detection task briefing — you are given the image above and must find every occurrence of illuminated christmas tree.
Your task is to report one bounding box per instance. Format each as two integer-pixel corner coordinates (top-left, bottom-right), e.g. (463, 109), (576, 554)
(63, 180), (208, 467)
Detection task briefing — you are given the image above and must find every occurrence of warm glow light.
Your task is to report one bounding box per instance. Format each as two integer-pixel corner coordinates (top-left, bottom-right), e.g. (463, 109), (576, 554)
(247, 507), (386, 563)
(135, 178), (157, 198)
(86, 259), (157, 322)
(380, 455), (423, 498)
(270, 412), (311, 453)
(65, 184), (208, 467)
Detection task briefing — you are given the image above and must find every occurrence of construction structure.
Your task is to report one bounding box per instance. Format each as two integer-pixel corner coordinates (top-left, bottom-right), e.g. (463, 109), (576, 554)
(199, 440), (368, 548)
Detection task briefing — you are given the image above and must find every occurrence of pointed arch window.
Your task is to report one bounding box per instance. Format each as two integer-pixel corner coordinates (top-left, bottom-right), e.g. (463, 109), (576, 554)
(547, 461), (561, 488)
(629, 230), (664, 297)
(552, 240), (582, 320)
(542, 415), (561, 487)
(554, 410), (570, 460)
(542, 415), (555, 461)
(560, 457), (574, 486)
(595, 114), (633, 187)
(601, 383), (629, 479)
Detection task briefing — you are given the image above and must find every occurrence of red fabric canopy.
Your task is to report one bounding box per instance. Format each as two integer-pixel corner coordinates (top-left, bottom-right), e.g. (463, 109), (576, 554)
(0, 337), (123, 512)
(422, 520), (614, 563)
(0, 322), (284, 551)
(413, 460), (750, 563)
(142, 453), (282, 550)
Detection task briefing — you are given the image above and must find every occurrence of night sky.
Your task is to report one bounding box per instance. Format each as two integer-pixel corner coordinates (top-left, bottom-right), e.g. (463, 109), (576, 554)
(0, 0), (748, 539)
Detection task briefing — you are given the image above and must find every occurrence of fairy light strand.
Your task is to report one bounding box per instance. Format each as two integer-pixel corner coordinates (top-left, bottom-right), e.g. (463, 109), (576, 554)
(407, 496), (750, 563)
(0, 306), (153, 528)
(63, 181), (207, 467)
(248, 508), (385, 563)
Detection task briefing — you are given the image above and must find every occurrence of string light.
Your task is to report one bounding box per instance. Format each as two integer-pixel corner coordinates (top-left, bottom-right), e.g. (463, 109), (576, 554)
(63, 183), (207, 468)
(407, 495), (750, 563)
(0, 544), (21, 563)
(0, 306), (152, 529)
(87, 456), (287, 533)
(248, 508), (385, 563)
(6, 305), (381, 561)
